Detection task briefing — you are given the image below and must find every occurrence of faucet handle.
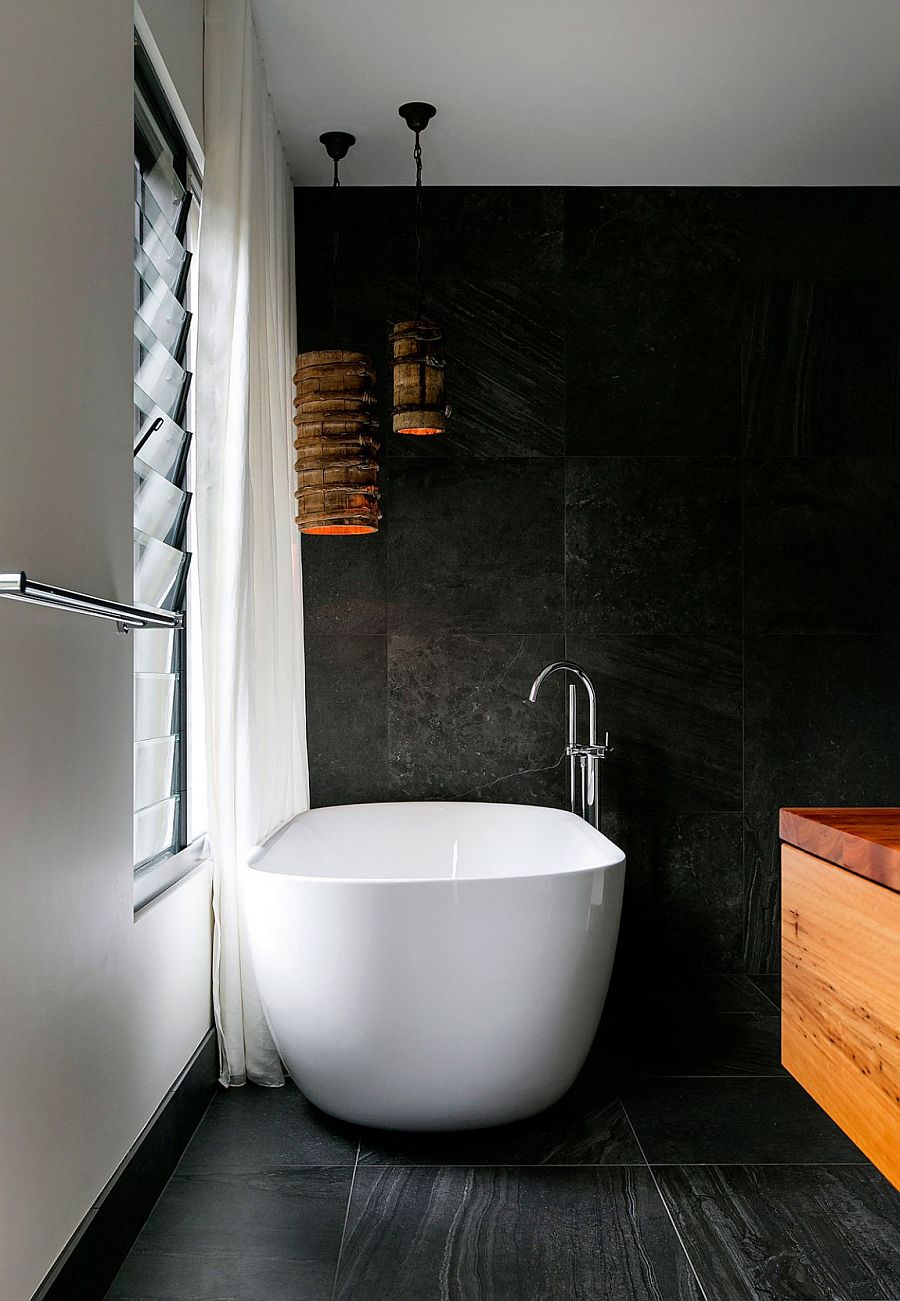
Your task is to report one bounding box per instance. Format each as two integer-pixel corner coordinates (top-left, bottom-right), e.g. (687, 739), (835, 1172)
(567, 734), (612, 759)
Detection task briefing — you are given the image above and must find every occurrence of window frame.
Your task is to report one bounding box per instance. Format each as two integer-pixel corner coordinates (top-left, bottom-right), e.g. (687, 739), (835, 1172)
(133, 34), (207, 912)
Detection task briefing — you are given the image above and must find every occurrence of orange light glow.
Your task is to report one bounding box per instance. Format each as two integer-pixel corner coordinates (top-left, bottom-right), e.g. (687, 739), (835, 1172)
(397, 426), (443, 437)
(302, 524), (376, 536)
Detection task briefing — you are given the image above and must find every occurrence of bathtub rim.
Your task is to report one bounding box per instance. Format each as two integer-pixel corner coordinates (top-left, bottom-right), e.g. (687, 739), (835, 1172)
(247, 800), (625, 887)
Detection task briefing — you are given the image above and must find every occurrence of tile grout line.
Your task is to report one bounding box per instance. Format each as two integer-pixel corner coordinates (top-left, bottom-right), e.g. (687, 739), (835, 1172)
(626, 1160), (874, 1168)
(330, 1140), (361, 1301)
(617, 1096), (711, 1301)
(633, 1073), (786, 1080)
(741, 449), (748, 970)
(562, 188), (568, 690)
(326, 1159), (872, 1169)
(357, 1161), (664, 1170)
(746, 975), (780, 1012)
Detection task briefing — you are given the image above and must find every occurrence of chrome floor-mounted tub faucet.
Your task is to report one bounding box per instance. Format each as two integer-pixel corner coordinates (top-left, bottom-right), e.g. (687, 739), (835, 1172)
(528, 660), (611, 829)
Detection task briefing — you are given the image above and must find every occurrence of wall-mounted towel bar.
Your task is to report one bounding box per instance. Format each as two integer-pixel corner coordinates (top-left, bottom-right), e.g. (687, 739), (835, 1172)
(0, 572), (183, 633)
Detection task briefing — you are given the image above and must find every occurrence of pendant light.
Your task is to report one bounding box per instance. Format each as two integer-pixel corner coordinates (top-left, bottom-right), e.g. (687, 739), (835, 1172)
(391, 103), (449, 437)
(294, 132), (381, 535)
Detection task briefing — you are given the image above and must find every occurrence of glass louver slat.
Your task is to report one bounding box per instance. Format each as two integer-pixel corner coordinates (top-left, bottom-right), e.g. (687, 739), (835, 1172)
(133, 627), (177, 674)
(134, 528), (190, 612)
(135, 176), (185, 261)
(134, 795), (179, 864)
(134, 735), (179, 810)
(135, 273), (189, 359)
(134, 161), (188, 256)
(134, 672), (178, 742)
(134, 336), (190, 421)
(134, 409), (191, 481)
(134, 313), (189, 385)
(134, 147), (184, 230)
(134, 234), (188, 298)
(134, 458), (190, 547)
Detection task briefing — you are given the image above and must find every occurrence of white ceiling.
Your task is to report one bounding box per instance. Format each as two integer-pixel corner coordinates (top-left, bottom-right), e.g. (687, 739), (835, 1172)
(251, 0), (900, 187)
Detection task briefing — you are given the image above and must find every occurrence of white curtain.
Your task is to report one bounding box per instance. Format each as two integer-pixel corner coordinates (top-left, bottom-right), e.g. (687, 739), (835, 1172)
(196, 0), (308, 1087)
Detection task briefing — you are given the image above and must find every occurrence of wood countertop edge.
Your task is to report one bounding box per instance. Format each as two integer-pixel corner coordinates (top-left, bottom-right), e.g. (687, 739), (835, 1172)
(780, 808), (900, 894)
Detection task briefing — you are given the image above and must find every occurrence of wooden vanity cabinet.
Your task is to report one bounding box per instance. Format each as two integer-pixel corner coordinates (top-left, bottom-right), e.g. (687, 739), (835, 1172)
(780, 808), (900, 1190)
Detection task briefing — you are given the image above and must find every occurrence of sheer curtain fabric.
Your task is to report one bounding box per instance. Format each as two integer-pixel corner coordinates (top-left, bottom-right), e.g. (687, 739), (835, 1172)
(196, 0), (308, 1086)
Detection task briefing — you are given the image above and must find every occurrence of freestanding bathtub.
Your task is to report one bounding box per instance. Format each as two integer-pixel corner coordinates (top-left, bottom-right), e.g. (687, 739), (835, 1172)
(246, 802), (625, 1130)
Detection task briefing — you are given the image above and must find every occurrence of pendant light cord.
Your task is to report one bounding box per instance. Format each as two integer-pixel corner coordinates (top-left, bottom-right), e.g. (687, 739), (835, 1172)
(331, 155), (341, 346)
(414, 128), (424, 320)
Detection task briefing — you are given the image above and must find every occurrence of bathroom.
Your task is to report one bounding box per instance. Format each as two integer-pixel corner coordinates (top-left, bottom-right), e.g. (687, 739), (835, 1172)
(1, 1), (899, 1298)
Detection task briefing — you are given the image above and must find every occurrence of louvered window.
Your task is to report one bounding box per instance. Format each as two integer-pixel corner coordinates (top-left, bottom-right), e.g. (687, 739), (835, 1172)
(133, 48), (202, 873)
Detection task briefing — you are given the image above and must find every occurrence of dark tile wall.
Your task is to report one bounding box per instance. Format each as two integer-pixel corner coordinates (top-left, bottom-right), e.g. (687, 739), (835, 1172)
(296, 186), (900, 976)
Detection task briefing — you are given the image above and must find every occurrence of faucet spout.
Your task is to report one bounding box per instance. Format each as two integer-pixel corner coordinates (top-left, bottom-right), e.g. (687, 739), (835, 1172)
(527, 660), (609, 830)
(528, 660), (596, 745)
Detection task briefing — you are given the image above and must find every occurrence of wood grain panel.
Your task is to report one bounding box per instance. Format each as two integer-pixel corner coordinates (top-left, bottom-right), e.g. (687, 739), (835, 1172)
(782, 844), (900, 1189)
(781, 807), (900, 893)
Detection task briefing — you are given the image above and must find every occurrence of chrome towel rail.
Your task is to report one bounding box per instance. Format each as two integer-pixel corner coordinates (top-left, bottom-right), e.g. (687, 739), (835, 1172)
(0, 572), (182, 633)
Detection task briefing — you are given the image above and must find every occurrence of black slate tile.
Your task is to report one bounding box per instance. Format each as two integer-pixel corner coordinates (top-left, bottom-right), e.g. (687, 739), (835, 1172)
(334, 1166), (703, 1300)
(304, 634), (388, 806)
(299, 189), (564, 460)
(622, 1013), (783, 1078)
(743, 281), (900, 455)
(743, 807), (782, 974)
(566, 188), (742, 279)
(387, 272), (564, 459)
(301, 523), (387, 634)
(567, 636), (743, 812)
(743, 636), (900, 810)
(661, 973), (780, 1015)
(740, 188), (900, 281)
(656, 1164), (900, 1301)
(600, 976), (780, 1072)
(105, 1248), (335, 1301)
(566, 458), (742, 633)
(177, 1081), (358, 1175)
(295, 188), (390, 356)
(387, 459), (565, 632)
(605, 972), (778, 1020)
(387, 632), (567, 805)
(748, 973), (781, 1010)
(417, 188), (564, 285)
(360, 187), (562, 296)
(622, 1076), (869, 1165)
(744, 457), (900, 633)
(357, 1072), (640, 1167)
(603, 812), (744, 973)
(109, 1169), (351, 1298)
(566, 279), (741, 455)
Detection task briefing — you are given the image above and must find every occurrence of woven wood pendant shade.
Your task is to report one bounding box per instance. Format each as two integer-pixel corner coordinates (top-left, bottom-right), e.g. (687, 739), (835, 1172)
(293, 350), (381, 535)
(390, 320), (448, 436)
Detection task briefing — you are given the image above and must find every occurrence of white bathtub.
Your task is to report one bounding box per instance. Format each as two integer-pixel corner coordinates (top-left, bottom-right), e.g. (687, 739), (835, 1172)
(246, 802), (625, 1130)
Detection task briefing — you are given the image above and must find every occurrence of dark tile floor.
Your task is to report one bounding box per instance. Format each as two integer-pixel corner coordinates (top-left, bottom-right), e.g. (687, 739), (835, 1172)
(106, 976), (900, 1301)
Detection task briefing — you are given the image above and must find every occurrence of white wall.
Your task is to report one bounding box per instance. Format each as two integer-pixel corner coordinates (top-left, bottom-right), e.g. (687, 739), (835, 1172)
(0, 3), (212, 1297)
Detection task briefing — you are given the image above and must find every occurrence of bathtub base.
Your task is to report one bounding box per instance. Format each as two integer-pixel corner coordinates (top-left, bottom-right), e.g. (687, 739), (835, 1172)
(247, 802), (626, 1132)
(277, 1010), (604, 1132)
(295, 1073), (584, 1132)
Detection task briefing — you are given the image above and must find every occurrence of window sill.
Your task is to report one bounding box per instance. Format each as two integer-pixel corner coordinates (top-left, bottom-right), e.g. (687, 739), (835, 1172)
(134, 834), (210, 914)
